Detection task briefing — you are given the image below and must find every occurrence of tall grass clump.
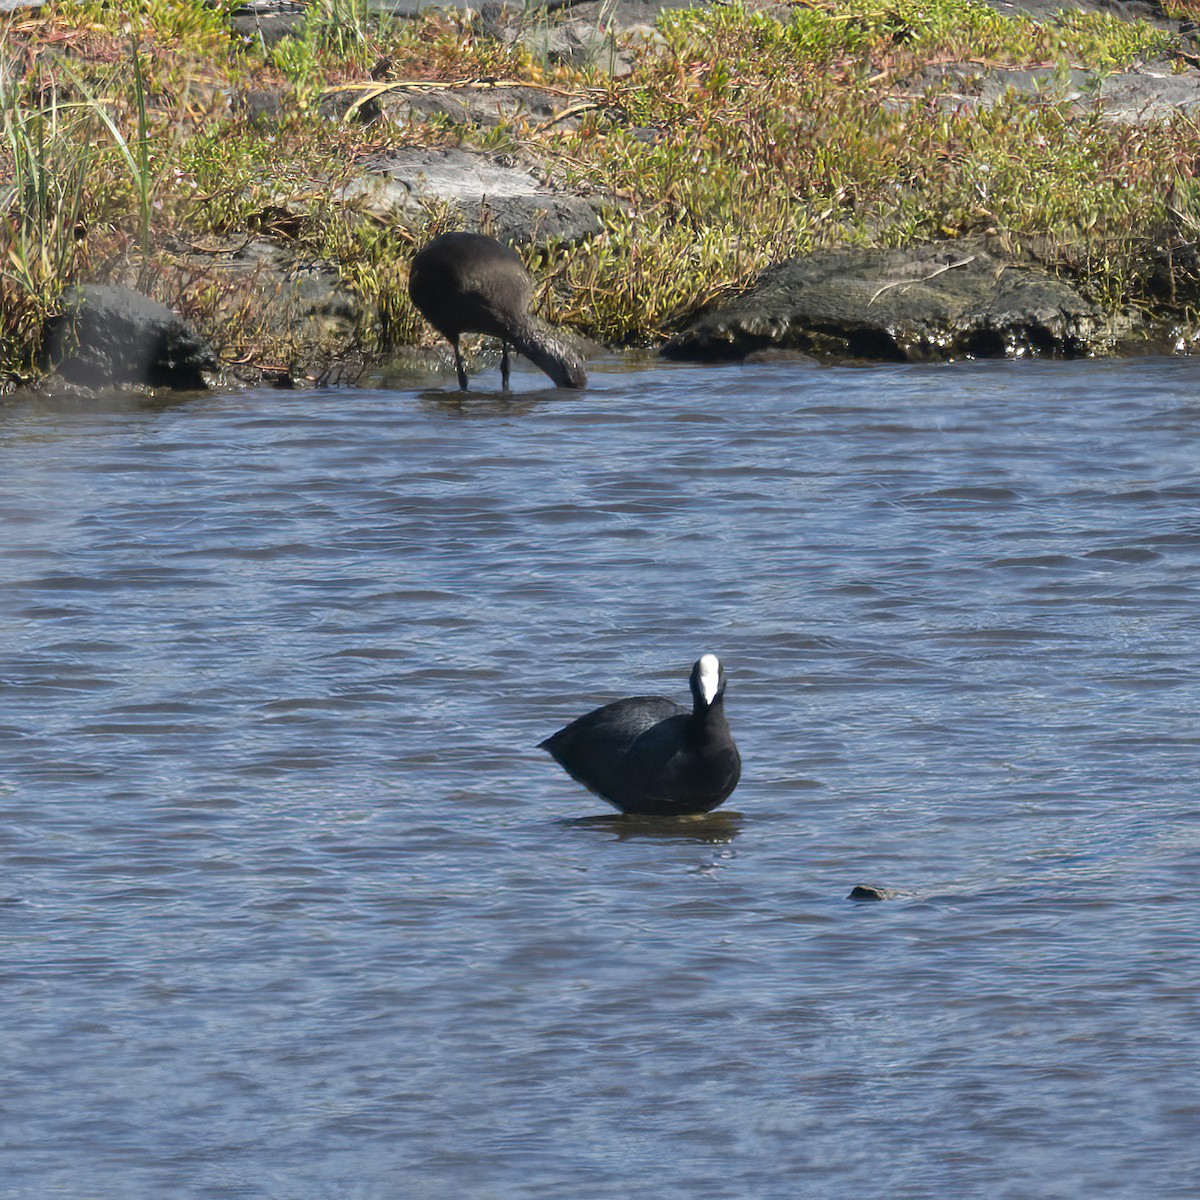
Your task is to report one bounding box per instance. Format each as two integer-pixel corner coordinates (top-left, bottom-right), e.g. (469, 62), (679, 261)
(0, 27), (184, 377)
(0, 71), (96, 374)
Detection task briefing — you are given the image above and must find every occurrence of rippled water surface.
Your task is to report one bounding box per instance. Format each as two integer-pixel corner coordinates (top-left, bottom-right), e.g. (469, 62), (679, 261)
(3, 356), (1199, 1198)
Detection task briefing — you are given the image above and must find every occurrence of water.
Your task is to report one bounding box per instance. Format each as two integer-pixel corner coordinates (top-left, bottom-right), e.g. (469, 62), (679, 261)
(2, 356), (1198, 1199)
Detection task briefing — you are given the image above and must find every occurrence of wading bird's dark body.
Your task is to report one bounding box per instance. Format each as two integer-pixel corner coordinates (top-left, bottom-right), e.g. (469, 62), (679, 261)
(540, 655), (741, 816)
(408, 232), (586, 391)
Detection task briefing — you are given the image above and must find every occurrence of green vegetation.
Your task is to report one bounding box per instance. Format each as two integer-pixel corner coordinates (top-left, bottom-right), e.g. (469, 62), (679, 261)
(555, 0), (1194, 339)
(2, 0), (1200, 382)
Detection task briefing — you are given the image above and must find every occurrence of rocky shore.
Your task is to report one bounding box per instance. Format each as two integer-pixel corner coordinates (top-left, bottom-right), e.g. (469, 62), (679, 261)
(8, 0), (1200, 390)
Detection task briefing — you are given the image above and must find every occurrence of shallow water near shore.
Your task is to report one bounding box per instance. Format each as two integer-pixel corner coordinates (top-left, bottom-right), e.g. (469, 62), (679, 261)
(2, 355), (1199, 1198)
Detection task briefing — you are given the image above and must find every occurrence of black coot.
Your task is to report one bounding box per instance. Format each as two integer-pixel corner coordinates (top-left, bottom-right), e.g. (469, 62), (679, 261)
(408, 231), (586, 391)
(540, 654), (741, 816)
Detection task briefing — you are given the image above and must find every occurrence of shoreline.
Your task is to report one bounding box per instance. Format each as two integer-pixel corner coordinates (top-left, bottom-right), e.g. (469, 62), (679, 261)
(4, 0), (1200, 391)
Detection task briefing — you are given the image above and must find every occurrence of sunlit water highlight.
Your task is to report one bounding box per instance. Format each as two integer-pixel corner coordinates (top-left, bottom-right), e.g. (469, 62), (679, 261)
(2, 356), (1198, 1198)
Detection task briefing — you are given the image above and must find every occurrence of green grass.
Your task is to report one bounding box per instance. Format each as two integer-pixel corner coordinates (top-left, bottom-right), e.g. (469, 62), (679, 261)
(1, 83), (91, 370)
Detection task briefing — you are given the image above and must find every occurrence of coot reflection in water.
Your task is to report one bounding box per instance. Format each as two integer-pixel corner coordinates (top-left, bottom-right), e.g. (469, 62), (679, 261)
(560, 811), (744, 843)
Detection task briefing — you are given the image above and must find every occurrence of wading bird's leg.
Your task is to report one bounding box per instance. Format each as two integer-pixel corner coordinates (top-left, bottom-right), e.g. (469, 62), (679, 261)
(452, 337), (469, 390)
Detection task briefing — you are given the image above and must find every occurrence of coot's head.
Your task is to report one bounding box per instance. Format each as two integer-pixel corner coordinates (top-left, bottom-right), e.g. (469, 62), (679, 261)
(690, 653), (727, 709)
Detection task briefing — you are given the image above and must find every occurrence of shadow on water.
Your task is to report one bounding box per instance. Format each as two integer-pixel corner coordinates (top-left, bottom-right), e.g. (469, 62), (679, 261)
(558, 810), (744, 844)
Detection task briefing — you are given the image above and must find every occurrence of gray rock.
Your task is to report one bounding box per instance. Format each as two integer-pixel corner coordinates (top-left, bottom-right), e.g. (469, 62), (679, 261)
(848, 884), (900, 901)
(664, 244), (1119, 363)
(228, 0), (309, 47)
(41, 285), (218, 390)
(477, 0), (677, 76)
(338, 146), (609, 244)
(236, 88), (292, 125)
(918, 62), (1200, 125)
(170, 238), (364, 357)
(371, 0), (691, 19)
(975, 66), (1098, 109)
(981, 0), (1171, 25)
(1099, 69), (1200, 122)
(368, 0), (460, 13)
(323, 82), (585, 130)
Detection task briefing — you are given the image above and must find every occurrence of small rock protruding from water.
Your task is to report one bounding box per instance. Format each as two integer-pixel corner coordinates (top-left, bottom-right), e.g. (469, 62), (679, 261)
(848, 883), (900, 902)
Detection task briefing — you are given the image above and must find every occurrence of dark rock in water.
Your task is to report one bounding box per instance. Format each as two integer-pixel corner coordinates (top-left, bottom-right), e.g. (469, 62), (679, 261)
(41, 285), (218, 390)
(848, 884), (900, 901)
(664, 244), (1120, 364)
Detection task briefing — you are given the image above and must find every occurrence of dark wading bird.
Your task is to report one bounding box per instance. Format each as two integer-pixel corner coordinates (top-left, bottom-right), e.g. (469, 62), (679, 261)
(540, 654), (741, 816)
(408, 231), (587, 391)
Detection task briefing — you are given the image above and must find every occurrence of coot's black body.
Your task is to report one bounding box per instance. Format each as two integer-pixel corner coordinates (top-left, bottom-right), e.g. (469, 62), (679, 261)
(539, 655), (741, 816)
(408, 232), (586, 391)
